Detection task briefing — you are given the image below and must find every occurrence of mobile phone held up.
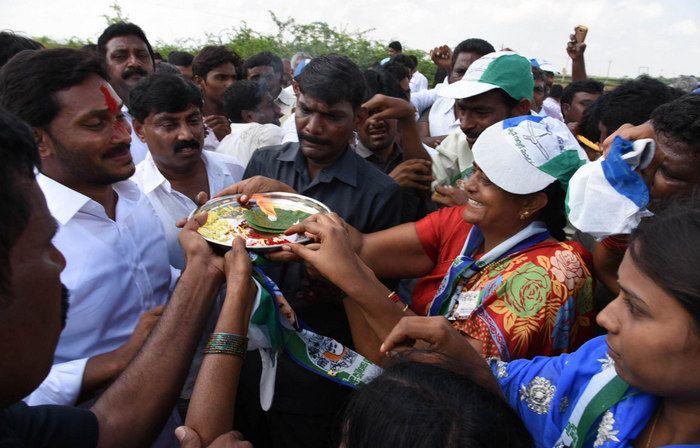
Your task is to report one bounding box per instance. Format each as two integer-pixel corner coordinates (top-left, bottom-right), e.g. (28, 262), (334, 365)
(574, 25), (588, 44)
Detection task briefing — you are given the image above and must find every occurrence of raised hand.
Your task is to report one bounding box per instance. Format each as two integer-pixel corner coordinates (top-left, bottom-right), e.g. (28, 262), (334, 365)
(204, 115), (231, 141)
(430, 45), (453, 71)
(566, 33), (586, 61)
(389, 159), (434, 190)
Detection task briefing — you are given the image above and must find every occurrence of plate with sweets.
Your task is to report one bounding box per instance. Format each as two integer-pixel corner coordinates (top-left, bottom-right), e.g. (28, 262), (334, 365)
(191, 192), (331, 252)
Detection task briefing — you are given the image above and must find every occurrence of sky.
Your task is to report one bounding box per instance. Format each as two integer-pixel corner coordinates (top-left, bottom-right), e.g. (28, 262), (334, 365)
(2, 0), (699, 78)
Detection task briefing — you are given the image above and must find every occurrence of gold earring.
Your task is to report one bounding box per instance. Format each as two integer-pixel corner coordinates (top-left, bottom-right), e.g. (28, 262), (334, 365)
(520, 211), (530, 220)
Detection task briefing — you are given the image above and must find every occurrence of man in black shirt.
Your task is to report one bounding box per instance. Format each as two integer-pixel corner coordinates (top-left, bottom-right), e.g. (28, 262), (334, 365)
(230, 55), (402, 448)
(358, 66), (435, 223)
(0, 84), (246, 446)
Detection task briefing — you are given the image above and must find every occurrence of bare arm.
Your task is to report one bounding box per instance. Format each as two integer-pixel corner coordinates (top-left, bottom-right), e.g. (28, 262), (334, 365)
(185, 238), (256, 446)
(91, 216), (225, 448)
(279, 214), (434, 281)
(286, 215), (416, 351)
(80, 306), (164, 402)
(362, 94), (431, 163)
(381, 316), (502, 397)
(358, 222), (434, 279)
(567, 34), (588, 81)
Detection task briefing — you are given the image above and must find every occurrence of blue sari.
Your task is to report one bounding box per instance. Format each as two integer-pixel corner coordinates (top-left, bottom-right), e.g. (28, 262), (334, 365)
(490, 336), (698, 448)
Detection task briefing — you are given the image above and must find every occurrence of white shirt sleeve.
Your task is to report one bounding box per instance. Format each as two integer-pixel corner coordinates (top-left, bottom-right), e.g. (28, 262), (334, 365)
(410, 88), (439, 116)
(24, 357), (89, 405)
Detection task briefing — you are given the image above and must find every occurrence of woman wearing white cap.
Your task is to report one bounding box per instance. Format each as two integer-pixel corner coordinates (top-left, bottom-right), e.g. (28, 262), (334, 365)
(282, 115), (594, 362)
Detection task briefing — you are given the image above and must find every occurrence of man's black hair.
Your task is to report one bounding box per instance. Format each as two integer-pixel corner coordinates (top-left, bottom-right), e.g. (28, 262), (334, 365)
(561, 79), (604, 106)
(388, 41), (402, 52)
(96, 22), (155, 63)
(651, 94), (700, 150)
(153, 52), (163, 61)
(549, 84), (563, 100)
(390, 54), (416, 71)
(222, 80), (268, 123)
(0, 48), (109, 128)
(383, 61), (410, 82)
(296, 55), (367, 110)
(192, 45), (240, 79)
(531, 66), (547, 83)
(363, 67), (405, 101)
(154, 61), (180, 75)
(341, 355), (533, 448)
(578, 93), (606, 143)
(600, 75), (681, 133)
(128, 73), (203, 122)
(242, 51), (284, 76)
(0, 31), (43, 68)
(0, 107), (41, 296)
(168, 51), (194, 67)
(452, 38), (495, 65)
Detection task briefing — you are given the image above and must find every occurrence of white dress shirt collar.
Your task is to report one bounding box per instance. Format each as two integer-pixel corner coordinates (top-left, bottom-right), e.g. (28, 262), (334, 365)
(36, 173), (141, 225)
(136, 150), (235, 196)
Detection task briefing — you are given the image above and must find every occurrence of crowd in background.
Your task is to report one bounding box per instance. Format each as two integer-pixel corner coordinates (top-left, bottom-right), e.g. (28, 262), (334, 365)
(0, 19), (699, 448)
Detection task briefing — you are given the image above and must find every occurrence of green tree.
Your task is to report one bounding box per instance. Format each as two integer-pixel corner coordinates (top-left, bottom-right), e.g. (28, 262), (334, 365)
(102, 0), (129, 26)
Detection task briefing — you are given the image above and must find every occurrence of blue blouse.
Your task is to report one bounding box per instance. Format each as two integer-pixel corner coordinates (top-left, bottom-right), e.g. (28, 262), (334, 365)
(490, 336), (699, 448)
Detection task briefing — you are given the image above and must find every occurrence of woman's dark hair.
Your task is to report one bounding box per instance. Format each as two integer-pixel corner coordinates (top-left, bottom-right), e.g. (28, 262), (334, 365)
(629, 192), (700, 326)
(339, 354), (533, 448)
(537, 181), (567, 241)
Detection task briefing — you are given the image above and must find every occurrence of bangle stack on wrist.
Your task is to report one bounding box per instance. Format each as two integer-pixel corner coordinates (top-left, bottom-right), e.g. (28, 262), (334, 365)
(204, 332), (248, 359)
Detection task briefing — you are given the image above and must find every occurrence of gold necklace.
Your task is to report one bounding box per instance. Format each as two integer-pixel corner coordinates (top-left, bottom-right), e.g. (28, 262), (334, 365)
(645, 405), (662, 448)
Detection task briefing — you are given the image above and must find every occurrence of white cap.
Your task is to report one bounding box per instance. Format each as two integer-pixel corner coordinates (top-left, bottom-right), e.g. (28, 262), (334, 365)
(472, 116), (587, 194)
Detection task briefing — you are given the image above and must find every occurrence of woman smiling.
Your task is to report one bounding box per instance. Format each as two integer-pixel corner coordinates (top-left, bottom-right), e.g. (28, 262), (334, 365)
(381, 195), (700, 447)
(283, 116), (594, 361)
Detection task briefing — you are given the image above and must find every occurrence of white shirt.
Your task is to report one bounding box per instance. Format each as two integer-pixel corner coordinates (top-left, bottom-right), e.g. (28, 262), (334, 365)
(122, 105), (149, 164)
(431, 128), (473, 189)
(542, 97), (564, 122)
(26, 175), (172, 406)
(410, 70), (429, 93)
(277, 86), (296, 124)
(280, 112), (299, 143)
(132, 150), (244, 269)
(203, 126), (221, 152)
(216, 122), (283, 166)
(428, 95), (459, 137)
(410, 86), (440, 117)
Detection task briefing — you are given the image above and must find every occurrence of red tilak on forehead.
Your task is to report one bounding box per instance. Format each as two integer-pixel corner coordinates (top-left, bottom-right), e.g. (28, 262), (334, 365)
(100, 85), (119, 115)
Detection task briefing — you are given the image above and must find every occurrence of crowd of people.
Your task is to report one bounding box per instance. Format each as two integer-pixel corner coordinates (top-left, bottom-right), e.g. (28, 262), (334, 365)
(0, 19), (699, 448)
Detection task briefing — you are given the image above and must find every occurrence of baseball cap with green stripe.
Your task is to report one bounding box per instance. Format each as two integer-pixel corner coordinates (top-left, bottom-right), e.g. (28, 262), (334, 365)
(472, 115), (588, 194)
(437, 51), (534, 102)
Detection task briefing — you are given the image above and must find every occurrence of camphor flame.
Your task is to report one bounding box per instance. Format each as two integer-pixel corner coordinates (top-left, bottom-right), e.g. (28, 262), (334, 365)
(251, 194), (277, 221)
